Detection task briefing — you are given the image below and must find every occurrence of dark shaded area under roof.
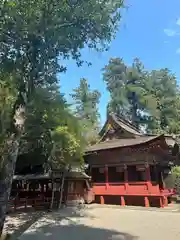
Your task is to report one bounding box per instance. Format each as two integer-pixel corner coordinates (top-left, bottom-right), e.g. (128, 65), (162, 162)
(13, 171), (90, 181)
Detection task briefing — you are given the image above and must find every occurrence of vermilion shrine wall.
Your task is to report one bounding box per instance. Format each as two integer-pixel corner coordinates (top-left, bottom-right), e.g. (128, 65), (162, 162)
(85, 146), (173, 207)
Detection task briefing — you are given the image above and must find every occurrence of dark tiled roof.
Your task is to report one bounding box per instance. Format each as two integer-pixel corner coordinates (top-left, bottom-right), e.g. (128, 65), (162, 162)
(13, 173), (50, 180)
(86, 135), (164, 152)
(13, 171), (90, 181)
(66, 171), (90, 179)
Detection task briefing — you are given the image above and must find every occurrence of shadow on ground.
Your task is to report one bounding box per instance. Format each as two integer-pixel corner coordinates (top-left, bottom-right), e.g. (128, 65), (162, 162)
(18, 207), (138, 240)
(4, 210), (44, 239)
(20, 224), (138, 240)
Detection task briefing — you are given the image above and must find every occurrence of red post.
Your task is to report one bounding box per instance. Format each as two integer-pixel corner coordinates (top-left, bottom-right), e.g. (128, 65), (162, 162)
(121, 196), (125, 206)
(100, 196), (104, 204)
(160, 197), (164, 208)
(144, 197), (150, 207)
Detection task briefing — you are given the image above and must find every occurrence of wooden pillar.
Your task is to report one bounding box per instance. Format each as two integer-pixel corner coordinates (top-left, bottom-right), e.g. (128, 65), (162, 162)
(41, 182), (44, 194)
(25, 199), (27, 210)
(145, 163), (151, 181)
(46, 183), (49, 192)
(154, 165), (158, 182)
(124, 164), (128, 192)
(14, 198), (17, 211)
(105, 165), (109, 188)
(88, 166), (92, 179)
(100, 195), (104, 204)
(145, 163), (151, 192)
(160, 171), (165, 189)
(160, 197), (164, 208)
(163, 196), (168, 207)
(144, 197), (150, 207)
(121, 196), (125, 206)
(33, 181), (36, 193)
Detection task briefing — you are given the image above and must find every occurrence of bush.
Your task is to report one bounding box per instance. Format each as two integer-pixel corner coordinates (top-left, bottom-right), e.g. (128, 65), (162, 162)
(163, 166), (180, 195)
(171, 166), (180, 195)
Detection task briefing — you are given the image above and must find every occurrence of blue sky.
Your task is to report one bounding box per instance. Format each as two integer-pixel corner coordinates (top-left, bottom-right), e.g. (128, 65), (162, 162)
(59, 0), (180, 125)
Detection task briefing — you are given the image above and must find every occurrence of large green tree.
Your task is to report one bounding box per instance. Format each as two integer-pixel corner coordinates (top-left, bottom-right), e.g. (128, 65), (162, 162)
(103, 57), (155, 129)
(0, 0), (124, 234)
(23, 84), (84, 167)
(103, 57), (180, 134)
(71, 78), (101, 145)
(147, 69), (180, 134)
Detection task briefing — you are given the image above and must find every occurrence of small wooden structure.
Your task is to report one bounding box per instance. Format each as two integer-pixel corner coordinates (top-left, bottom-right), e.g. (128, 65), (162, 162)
(9, 169), (94, 212)
(85, 113), (176, 208)
(64, 170), (94, 205)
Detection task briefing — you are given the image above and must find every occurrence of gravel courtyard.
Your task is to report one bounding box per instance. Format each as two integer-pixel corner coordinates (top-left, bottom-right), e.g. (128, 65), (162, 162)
(18, 205), (180, 240)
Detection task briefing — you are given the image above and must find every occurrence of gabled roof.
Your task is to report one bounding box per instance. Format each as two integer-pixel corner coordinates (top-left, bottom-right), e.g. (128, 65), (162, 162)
(100, 113), (142, 137)
(111, 113), (142, 135)
(86, 135), (167, 152)
(99, 113), (176, 144)
(90, 112), (177, 153)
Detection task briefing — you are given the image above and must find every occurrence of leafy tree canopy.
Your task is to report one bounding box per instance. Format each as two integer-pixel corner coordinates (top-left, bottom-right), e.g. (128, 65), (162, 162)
(18, 84), (85, 170)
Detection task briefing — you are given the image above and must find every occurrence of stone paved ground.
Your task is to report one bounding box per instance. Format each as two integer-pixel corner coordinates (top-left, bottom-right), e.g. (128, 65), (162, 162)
(18, 205), (180, 240)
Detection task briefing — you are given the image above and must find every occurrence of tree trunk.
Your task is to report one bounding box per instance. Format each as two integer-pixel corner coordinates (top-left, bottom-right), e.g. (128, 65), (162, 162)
(0, 136), (20, 235)
(48, 144), (56, 210)
(0, 105), (25, 236)
(131, 104), (138, 128)
(58, 173), (65, 209)
(50, 180), (55, 210)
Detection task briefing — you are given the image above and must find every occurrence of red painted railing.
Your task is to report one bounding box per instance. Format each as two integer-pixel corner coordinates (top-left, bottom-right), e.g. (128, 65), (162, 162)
(93, 181), (174, 197)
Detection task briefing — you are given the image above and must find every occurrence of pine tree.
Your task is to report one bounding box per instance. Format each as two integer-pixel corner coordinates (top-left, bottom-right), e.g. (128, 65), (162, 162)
(103, 57), (154, 129)
(103, 57), (180, 134)
(71, 78), (101, 145)
(147, 69), (180, 134)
